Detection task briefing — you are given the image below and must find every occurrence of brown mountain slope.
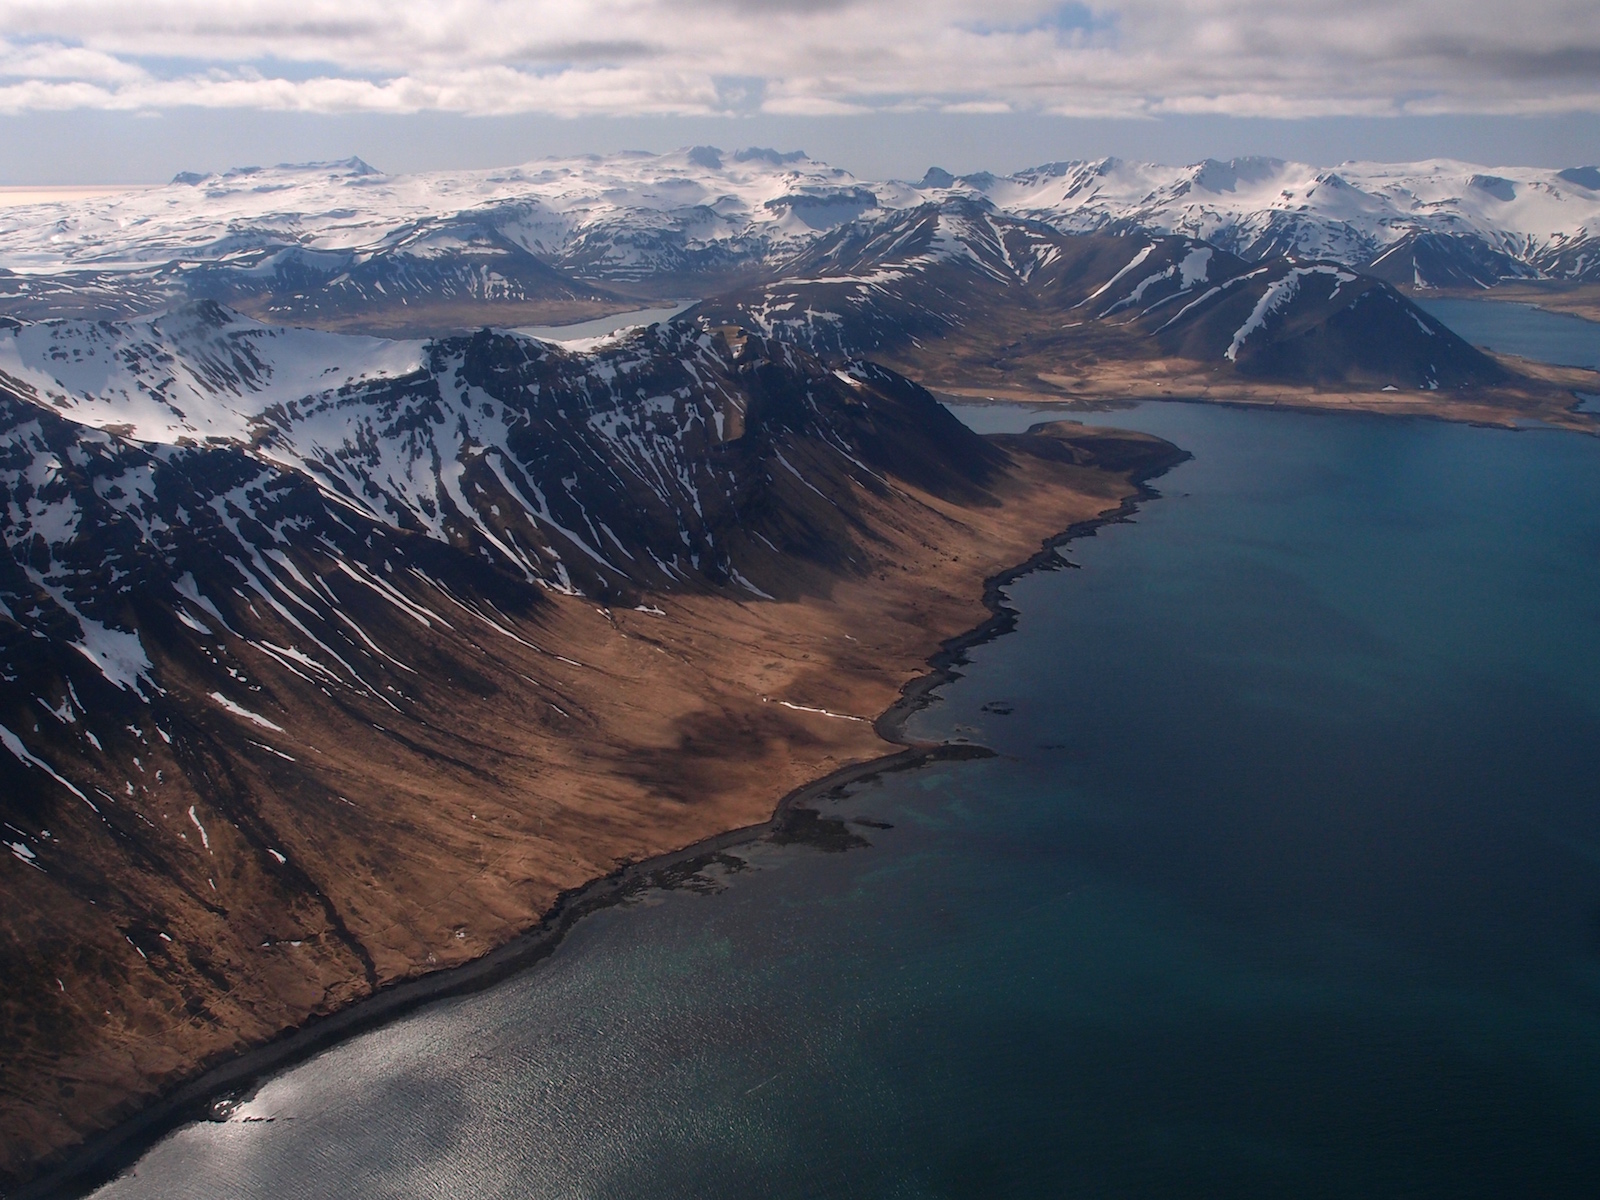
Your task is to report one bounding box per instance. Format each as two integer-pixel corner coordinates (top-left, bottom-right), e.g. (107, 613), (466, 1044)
(0, 310), (1184, 1192)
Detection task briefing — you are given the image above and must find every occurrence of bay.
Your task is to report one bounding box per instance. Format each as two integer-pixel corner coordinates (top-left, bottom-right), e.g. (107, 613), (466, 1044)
(1413, 296), (1600, 370)
(89, 400), (1600, 1199)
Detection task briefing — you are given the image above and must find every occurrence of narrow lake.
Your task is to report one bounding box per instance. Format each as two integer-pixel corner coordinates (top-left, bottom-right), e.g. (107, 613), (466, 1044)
(91, 381), (1600, 1195)
(512, 300), (697, 343)
(1413, 296), (1600, 370)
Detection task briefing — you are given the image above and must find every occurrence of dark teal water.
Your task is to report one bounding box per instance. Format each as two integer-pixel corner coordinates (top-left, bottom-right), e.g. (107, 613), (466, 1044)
(1411, 297), (1600, 412)
(1414, 297), (1600, 370)
(95, 403), (1600, 1199)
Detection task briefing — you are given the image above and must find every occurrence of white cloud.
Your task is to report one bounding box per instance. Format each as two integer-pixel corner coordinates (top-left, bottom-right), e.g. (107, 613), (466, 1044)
(0, 40), (147, 83)
(0, 1), (1594, 119)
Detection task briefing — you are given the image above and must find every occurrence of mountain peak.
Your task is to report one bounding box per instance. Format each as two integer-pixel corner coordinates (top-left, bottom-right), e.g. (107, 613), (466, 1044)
(1556, 166), (1600, 192)
(733, 147), (808, 166)
(271, 155), (381, 176)
(1191, 156), (1287, 194)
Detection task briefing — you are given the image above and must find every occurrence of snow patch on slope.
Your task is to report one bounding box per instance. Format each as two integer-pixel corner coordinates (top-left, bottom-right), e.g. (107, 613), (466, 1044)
(1225, 265), (1357, 361)
(208, 692), (284, 732)
(0, 306), (424, 445)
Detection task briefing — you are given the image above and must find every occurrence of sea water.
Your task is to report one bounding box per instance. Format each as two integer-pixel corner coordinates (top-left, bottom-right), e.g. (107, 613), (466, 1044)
(92, 391), (1600, 1197)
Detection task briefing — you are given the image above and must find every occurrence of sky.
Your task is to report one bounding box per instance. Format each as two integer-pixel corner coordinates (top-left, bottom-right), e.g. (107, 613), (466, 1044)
(2, 0), (1598, 182)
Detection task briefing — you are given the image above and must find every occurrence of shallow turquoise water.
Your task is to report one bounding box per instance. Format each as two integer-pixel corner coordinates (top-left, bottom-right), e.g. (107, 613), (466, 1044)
(94, 403), (1600, 1199)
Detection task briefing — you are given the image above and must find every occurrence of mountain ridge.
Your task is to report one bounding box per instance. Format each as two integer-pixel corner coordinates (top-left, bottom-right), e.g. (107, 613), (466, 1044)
(0, 301), (1185, 1189)
(3, 149), (1599, 321)
(690, 198), (1513, 398)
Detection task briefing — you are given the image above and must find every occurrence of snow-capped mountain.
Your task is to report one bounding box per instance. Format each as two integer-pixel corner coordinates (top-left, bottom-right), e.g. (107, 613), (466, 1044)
(0, 300), (992, 614)
(2, 150), (1597, 330)
(0, 150), (913, 323)
(694, 199), (1503, 390)
(0, 299), (1028, 850)
(931, 157), (1600, 288)
(0, 151), (884, 274)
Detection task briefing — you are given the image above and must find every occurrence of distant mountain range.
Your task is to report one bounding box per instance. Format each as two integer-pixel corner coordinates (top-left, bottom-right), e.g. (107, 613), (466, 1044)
(925, 157), (1600, 290)
(1, 149), (1596, 332)
(692, 198), (1506, 393)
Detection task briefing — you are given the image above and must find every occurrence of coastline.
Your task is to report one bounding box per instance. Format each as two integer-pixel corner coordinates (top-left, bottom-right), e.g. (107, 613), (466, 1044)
(1401, 282), (1600, 327)
(927, 373), (1600, 434)
(11, 433), (1187, 1200)
(934, 382), (1600, 438)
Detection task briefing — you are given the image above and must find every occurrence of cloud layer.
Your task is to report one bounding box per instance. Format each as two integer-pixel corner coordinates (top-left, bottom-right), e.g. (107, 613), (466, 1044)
(0, 1), (1595, 120)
